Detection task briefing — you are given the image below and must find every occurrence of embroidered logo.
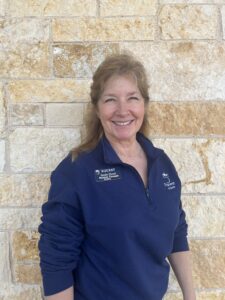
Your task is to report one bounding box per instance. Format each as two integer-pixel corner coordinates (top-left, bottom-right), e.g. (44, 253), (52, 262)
(95, 168), (121, 182)
(162, 172), (176, 190)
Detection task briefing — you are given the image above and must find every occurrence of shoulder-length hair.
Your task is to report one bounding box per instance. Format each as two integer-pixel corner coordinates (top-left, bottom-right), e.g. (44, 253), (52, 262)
(71, 53), (150, 161)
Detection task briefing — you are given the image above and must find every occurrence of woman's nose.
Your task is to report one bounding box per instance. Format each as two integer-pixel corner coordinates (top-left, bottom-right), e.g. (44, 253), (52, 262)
(116, 100), (129, 115)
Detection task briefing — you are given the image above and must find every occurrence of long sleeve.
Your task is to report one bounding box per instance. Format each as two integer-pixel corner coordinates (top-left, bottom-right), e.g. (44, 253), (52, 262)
(38, 170), (85, 296)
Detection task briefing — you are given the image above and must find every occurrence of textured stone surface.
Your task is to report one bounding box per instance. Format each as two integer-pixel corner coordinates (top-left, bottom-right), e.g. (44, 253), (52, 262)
(52, 17), (155, 42)
(13, 264), (41, 284)
(0, 0), (6, 16)
(182, 196), (225, 238)
(164, 291), (225, 300)
(0, 208), (41, 230)
(148, 102), (225, 136)
(12, 231), (39, 261)
(222, 6), (225, 39)
(9, 128), (80, 172)
(159, 5), (218, 39)
(46, 103), (84, 126)
(152, 139), (225, 193)
(10, 104), (44, 126)
(53, 43), (119, 77)
(8, 79), (90, 103)
(0, 140), (5, 172)
(0, 233), (10, 282)
(0, 284), (42, 300)
(190, 240), (225, 288)
(121, 42), (225, 101)
(9, 0), (96, 16)
(100, 0), (157, 16)
(161, 0), (225, 3)
(0, 174), (50, 206)
(0, 83), (5, 135)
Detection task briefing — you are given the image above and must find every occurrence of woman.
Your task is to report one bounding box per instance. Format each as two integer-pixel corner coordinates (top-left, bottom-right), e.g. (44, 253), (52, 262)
(38, 54), (196, 300)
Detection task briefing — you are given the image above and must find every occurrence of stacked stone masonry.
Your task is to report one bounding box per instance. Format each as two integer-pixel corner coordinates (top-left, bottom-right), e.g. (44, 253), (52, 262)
(0, 0), (224, 299)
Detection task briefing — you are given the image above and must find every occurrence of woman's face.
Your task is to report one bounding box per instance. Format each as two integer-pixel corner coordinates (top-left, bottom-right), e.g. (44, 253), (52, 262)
(96, 74), (145, 144)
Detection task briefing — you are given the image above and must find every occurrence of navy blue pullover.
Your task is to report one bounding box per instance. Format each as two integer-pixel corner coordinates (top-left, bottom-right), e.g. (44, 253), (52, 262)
(38, 133), (189, 299)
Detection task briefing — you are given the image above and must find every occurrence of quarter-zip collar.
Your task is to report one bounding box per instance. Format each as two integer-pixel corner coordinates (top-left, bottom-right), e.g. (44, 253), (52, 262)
(101, 132), (163, 165)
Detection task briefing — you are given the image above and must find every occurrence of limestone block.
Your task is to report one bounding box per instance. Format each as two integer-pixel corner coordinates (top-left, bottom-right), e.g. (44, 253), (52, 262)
(46, 103), (84, 126)
(0, 284), (42, 300)
(8, 79), (90, 103)
(10, 104), (44, 126)
(0, 174), (50, 206)
(0, 233), (10, 282)
(12, 231), (39, 261)
(52, 17), (155, 42)
(9, 0), (96, 16)
(182, 196), (225, 238)
(0, 18), (49, 45)
(161, 0), (225, 3)
(0, 140), (5, 172)
(121, 42), (225, 101)
(53, 43), (119, 78)
(0, 1), (6, 16)
(159, 5), (218, 39)
(152, 139), (225, 193)
(163, 293), (182, 300)
(13, 264), (41, 284)
(222, 6), (225, 39)
(0, 208), (41, 230)
(148, 102), (225, 136)
(0, 42), (50, 78)
(190, 240), (225, 288)
(100, 0), (157, 16)
(9, 128), (80, 172)
(0, 83), (5, 135)
(164, 291), (225, 300)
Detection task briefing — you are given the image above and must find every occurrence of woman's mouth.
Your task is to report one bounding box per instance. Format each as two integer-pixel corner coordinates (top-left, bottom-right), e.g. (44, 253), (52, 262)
(112, 120), (134, 126)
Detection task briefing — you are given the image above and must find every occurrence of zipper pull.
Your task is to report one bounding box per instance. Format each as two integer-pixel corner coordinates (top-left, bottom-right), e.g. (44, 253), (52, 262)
(145, 187), (150, 199)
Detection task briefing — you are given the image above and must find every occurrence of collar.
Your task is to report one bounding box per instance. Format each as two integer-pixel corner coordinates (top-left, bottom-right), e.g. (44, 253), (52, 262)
(101, 132), (163, 165)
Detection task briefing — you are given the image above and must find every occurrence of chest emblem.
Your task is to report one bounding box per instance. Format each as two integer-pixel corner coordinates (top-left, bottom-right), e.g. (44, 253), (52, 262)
(162, 172), (176, 190)
(95, 168), (121, 182)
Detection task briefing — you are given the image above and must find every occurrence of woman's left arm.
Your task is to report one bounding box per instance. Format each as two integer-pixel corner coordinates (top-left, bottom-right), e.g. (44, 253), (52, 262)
(168, 250), (196, 300)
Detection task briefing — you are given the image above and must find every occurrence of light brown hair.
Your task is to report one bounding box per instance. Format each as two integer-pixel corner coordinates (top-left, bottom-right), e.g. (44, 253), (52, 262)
(71, 53), (150, 160)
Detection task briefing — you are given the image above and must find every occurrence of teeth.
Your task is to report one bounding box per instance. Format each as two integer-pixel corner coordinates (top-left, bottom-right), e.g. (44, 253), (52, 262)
(113, 121), (132, 126)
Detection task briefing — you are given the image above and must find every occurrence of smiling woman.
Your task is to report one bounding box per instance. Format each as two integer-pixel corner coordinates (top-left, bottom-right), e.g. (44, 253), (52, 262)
(38, 53), (196, 300)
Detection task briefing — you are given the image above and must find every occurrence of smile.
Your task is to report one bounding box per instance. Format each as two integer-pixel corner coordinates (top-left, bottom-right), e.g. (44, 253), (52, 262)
(112, 120), (134, 126)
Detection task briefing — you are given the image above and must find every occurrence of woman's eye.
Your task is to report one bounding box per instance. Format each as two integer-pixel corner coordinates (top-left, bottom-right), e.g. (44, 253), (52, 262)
(129, 97), (139, 101)
(105, 98), (115, 103)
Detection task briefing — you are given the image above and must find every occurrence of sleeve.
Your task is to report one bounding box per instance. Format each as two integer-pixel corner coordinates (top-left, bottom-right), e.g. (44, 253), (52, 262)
(171, 200), (189, 253)
(38, 170), (85, 296)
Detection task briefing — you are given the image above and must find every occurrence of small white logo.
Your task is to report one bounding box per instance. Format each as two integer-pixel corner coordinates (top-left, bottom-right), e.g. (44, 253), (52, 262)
(162, 172), (176, 190)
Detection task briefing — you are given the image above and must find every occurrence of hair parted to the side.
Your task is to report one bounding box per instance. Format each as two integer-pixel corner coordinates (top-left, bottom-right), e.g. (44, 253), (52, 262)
(71, 53), (150, 161)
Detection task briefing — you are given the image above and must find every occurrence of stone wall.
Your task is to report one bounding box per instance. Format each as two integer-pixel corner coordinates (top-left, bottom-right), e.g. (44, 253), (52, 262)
(0, 0), (225, 299)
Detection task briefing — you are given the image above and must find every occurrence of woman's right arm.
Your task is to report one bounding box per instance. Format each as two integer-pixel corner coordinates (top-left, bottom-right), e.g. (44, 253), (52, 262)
(46, 286), (74, 300)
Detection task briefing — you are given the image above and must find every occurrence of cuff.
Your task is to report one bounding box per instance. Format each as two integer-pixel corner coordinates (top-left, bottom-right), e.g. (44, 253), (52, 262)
(171, 235), (189, 253)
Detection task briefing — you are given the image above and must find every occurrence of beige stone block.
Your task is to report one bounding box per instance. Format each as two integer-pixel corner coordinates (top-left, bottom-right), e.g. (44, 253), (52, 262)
(152, 139), (225, 193)
(0, 83), (5, 135)
(0, 283), (42, 300)
(0, 0), (5, 17)
(0, 233), (10, 282)
(148, 102), (225, 136)
(0, 174), (50, 206)
(222, 6), (225, 39)
(46, 103), (84, 126)
(10, 104), (44, 126)
(0, 42), (50, 78)
(9, 0), (96, 16)
(161, 0), (225, 3)
(9, 128), (80, 172)
(0, 208), (41, 230)
(159, 5), (218, 39)
(53, 43), (119, 77)
(52, 17), (155, 42)
(0, 140), (5, 172)
(100, 0), (157, 16)
(12, 231), (39, 261)
(8, 79), (90, 103)
(182, 196), (225, 238)
(0, 18), (49, 45)
(190, 240), (225, 288)
(13, 264), (41, 284)
(164, 291), (225, 300)
(163, 292), (182, 300)
(121, 42), (225, 101)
